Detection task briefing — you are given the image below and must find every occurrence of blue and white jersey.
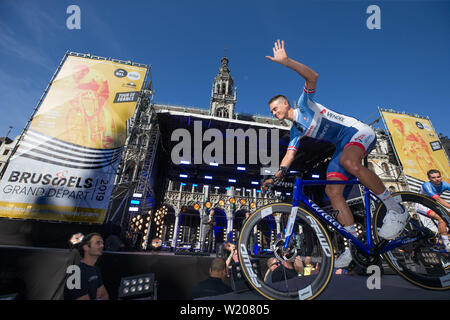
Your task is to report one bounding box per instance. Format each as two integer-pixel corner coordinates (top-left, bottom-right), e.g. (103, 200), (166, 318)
(420, 181), (450, 199)
(288, 87), (362, 152)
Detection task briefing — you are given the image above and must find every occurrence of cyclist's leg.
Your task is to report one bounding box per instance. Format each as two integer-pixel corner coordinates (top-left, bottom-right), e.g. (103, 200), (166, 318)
(340, 124), (408, 239)
(427, 210), (448, 236)
(427, 210), (450, 251)
(339, 145), (384, 195)
(325, 178), (353, 226)
(326, 142), (355, 227)
(326, 149), (357, 268)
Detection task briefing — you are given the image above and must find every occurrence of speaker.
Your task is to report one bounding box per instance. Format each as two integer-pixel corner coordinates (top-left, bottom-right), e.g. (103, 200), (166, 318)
(229, 260), (261, 293)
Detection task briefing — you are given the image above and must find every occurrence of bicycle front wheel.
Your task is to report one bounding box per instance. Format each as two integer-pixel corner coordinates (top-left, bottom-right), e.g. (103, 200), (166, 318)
(237, 203), (334, 300)
(373, 191), (450, 290)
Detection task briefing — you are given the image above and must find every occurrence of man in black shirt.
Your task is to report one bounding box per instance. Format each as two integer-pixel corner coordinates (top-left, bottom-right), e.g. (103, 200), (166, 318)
(190, 258), (232, 299)
(65, 233), (109, 300)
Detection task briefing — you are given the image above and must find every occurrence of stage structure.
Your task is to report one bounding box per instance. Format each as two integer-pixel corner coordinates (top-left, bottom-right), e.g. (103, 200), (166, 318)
(106, 56), (342, 252)
(107, 58), (428, 254)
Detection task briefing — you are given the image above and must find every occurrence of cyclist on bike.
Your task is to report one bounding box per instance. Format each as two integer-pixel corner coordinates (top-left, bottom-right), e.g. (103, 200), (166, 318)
(416, 169), (450, 251)
(262, 40), (409, 268)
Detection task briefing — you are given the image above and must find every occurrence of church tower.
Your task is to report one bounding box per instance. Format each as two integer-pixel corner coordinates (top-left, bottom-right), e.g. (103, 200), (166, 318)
(209, 56), (237, 119)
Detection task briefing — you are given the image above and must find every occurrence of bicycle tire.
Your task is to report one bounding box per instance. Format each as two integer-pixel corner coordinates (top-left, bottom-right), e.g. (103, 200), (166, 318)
(237, 203), (335, 300)
(373, 191), (450, 290)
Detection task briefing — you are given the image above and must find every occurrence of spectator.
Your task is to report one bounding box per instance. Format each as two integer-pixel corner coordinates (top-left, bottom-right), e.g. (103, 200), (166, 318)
(303, 256), (320, 276)
(64, 233), (109, 300)
(223, 241), (239, 271)
(190, 258), (232, 299)
(265, 256), (304, 283)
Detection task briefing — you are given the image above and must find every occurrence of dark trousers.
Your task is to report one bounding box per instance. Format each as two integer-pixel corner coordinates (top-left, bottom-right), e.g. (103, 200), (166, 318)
(203, 227), (214, 252)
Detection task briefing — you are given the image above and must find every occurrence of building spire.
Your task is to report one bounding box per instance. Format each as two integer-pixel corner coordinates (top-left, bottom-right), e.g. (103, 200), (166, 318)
(209, 54), (236, 119)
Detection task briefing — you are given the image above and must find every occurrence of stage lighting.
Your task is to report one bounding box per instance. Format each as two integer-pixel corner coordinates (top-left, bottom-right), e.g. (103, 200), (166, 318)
(129, 207), (139, 212)
(180, 160), (190, 165)
(205, 202), (212, 209)
(251, 181), (259, 185)
(219, 200), (225, 207)
(237, 166), (246, 171)
(229, 198), (236, 204)
(194, 203), (200, 210)
(133, 193), (142, 198)
(204, 175), (213, 180)
(250, 202), (256, 209)
(179, 174), (188, 178)
(229, 179), (236, 183)
(311, 174), (320, 179)
(118, 273), (157, 300)
(209, 162), (219, 166)
(130, 200), (140, 205)
(240, 199), (246, 205)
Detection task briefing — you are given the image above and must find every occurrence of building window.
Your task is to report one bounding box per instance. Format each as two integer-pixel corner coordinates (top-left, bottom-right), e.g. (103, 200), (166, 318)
(216, 108), (229, 118)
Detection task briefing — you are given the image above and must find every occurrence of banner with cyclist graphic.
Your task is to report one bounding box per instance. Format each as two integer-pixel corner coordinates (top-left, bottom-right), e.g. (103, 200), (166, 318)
(0, 54), (149, 223)
(380, 109), (450, 190)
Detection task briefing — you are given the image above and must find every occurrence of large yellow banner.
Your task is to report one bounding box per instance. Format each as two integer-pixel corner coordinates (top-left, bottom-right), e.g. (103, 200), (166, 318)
(30, 55), (147, 149)
(381, 110), (450, 184)
(0, 54), (148, 223)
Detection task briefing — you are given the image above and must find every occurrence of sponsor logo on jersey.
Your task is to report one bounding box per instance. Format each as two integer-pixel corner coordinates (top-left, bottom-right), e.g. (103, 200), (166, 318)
(325, 111), (345, 122)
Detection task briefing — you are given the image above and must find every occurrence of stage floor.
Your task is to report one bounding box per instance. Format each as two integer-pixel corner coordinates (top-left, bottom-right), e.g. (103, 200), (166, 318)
(199, 274), (450, 300)
(1, 245), (450, 300)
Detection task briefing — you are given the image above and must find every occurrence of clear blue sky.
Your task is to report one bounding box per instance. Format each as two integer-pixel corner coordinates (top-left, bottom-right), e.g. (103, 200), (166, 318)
(1, 0), (449, 140)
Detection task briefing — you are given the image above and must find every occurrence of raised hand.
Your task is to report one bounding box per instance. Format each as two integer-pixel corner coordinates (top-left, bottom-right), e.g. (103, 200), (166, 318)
(265, 39), (289, 65)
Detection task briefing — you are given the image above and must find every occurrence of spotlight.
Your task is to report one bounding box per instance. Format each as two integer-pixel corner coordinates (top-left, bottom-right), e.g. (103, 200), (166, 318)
(118, 273), (157, 300)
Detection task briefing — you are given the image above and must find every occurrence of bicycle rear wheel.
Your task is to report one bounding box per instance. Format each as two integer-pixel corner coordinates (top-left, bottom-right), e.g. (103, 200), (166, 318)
(237, 203), (334, 300)
(373, 191), (450, 290)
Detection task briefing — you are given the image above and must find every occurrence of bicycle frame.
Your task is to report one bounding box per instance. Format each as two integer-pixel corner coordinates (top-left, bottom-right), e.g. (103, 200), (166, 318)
(283, 177), (421, 256)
